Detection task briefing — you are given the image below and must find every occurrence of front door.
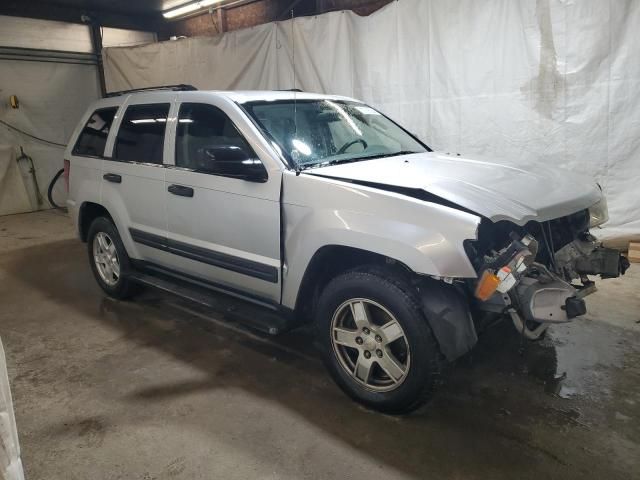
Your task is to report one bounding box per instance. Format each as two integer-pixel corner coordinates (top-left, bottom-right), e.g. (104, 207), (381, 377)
(163, 100), (282, 304)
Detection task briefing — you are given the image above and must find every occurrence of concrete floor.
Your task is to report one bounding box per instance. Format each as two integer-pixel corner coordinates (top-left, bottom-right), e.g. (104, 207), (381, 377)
(0, 210), (639, 480)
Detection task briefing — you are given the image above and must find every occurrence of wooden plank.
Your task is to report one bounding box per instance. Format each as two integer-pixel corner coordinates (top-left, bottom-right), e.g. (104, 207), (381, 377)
(629, 242), (640, 263)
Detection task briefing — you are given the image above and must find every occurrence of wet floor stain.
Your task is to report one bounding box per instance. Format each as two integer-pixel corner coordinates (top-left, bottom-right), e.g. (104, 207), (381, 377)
(1, 239), (639, 480)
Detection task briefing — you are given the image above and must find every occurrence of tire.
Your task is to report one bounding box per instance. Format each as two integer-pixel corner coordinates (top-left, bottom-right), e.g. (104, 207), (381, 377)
(316, 266), (444, 414)
(87, 216), (137, 300)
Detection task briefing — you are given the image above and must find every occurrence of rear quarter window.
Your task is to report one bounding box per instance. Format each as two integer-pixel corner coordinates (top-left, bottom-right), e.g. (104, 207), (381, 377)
(72, 107), (118, 157)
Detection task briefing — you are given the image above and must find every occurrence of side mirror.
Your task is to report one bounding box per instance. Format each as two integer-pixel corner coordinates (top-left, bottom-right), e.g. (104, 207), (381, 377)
(196, 145), (268, 183)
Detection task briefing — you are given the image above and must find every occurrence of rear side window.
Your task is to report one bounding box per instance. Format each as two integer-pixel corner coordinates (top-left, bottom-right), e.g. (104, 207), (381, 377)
(72, 107), (117, 157)
(114, 103), (170, 164)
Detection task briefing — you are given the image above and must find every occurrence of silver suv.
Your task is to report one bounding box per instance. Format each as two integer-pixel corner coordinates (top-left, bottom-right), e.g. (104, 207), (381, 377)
(65, 85), (628, 413)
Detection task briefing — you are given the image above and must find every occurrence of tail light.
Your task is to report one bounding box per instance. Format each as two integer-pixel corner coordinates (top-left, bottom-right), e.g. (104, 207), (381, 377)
(63, 159), (70, 192)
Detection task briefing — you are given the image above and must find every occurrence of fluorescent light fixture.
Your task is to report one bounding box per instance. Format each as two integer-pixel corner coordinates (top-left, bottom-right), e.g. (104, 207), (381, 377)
(163, 0), (223, 19)
(163, 3), (198, 18)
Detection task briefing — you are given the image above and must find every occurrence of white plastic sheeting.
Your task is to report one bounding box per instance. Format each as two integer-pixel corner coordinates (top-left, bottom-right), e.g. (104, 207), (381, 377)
(0, 338), (24, 480)
(0, 15), (156, 52)
(0, 147), (31, 216)
(0, 15), (155, 216)
(103, 0), (640, 241)
(0, 59), (101, 213)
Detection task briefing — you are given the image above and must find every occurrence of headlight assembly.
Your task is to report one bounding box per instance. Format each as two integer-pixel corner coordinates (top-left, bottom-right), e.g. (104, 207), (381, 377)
(589, 196), (609, 228)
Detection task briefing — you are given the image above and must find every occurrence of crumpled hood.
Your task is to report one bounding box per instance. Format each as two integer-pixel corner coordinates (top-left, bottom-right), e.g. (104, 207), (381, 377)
(307, 152), (602, 224)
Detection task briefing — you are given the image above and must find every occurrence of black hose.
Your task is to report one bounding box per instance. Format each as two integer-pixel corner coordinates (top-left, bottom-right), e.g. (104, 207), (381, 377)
(47, 168), (66, 210)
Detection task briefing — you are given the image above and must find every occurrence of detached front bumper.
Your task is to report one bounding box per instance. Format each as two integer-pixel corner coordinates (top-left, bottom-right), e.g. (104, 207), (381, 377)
(474, 233), (628, 339)
(515, 275), (585, 324)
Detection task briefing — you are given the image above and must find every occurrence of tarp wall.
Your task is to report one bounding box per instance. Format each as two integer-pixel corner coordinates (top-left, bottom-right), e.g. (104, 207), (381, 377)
(0, 60), (100, 213)
(0, 16), (155, 216)
(0, 146), (31, 216)
(103, 0), (640, 241)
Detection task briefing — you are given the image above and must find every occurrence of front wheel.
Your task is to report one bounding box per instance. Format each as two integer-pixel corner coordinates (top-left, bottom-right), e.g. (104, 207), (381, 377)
(316, 267), (444, 414)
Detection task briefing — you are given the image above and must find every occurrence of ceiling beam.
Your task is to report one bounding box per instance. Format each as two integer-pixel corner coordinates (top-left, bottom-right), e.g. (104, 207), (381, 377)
(0, 1), (163, 31)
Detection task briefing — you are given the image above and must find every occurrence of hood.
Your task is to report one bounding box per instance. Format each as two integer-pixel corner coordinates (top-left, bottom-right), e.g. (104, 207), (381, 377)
(306, 152), (602, 225)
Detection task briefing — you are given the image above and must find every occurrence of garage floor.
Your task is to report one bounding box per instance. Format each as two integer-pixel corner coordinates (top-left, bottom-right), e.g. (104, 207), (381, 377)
(1, 210), (639, 480)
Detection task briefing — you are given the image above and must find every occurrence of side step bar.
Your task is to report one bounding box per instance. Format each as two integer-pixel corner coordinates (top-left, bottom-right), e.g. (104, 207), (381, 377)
(129, 271), (292, 336)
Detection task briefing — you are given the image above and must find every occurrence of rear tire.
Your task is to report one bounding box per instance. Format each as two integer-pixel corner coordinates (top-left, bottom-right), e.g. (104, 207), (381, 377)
(316, 266), (444, 414)
(87, 217), (137, 300)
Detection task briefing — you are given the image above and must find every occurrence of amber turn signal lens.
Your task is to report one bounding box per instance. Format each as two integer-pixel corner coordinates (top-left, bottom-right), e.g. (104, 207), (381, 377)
(475, 270), (500, 301)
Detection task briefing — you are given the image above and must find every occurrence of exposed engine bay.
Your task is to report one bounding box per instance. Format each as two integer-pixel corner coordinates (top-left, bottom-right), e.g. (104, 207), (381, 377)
(464, 208), (630, 339)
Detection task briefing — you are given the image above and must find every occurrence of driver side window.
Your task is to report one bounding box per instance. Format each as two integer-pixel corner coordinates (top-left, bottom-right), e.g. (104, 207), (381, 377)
(175, 103), (259, 176)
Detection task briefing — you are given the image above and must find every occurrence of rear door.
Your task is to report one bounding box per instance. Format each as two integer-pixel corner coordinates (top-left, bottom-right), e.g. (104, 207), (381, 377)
(101, 94), (172, 262)
(162, 95), (283, 304)
(66, 104), (119, 225)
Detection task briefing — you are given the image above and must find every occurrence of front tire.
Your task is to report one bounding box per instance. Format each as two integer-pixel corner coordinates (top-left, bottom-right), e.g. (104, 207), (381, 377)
(87, 217), (137, 300)
(316, 267), (444, 414)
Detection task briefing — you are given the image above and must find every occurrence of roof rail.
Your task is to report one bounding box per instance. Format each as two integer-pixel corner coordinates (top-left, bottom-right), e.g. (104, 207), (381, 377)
(106, 84), (197, 98)
(274, 88), (304, 92)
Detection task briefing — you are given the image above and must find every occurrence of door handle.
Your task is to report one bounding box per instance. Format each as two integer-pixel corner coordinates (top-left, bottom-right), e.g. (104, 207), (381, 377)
(168, 184), (194, 197)
(103, 173), (122, 183)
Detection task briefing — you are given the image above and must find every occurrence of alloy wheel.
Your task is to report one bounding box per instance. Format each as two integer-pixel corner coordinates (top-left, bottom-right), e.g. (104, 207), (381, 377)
(330, 298), (410, 392)
(93, 232), (120, 286)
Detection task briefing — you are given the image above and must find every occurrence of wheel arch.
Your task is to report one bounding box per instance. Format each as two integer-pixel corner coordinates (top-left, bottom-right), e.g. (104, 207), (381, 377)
(292, 244), (414, 321)
(78, 202), (113, 242)
(291, 244), (478, 362)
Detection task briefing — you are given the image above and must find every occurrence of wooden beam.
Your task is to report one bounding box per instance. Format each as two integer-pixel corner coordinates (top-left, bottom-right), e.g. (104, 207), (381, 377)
(216, 7), (227, 33)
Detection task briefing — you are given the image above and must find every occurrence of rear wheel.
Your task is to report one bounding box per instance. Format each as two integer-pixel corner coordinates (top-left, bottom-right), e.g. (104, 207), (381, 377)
(316, 267), (444, 414)
(87, 217), (137, 299)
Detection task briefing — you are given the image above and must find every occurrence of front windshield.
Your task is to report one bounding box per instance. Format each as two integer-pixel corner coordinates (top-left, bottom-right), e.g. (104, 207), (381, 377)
(242, 99), (428, 170)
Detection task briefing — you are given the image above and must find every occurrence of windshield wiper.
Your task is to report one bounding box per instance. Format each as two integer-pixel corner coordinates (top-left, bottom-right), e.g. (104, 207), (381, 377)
(297, 158), (360, 171)
(299, 150), (420, 171)
(377, 150), (420, 158)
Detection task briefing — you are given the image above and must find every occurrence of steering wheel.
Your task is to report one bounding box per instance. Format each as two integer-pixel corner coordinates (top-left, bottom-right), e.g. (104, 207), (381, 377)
(337, 138), (368, 154)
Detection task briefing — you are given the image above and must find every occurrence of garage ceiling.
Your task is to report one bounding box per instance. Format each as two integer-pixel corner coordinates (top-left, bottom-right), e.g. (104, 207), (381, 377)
(0, 0), (186, 30)
(31, 0), (170, 15)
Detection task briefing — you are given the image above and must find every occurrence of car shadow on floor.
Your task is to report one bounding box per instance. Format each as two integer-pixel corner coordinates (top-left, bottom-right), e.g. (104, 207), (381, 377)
(3, 239), (628, 479)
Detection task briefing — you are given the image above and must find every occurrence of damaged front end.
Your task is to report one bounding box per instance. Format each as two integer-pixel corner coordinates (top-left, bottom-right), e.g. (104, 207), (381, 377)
(465, 207), (630, 339)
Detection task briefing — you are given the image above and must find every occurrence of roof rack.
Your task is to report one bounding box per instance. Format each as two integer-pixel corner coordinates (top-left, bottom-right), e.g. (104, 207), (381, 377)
(106, 84), (197, 98)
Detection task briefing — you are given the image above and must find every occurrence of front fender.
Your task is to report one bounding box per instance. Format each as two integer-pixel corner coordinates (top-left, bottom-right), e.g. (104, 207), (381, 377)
(281, 172), (481, 309)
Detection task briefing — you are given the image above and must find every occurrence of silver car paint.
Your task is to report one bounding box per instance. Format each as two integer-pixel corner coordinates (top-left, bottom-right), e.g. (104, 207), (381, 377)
(101, 92), (173, 266)
(280, 171), (481, 308)
(308, 152), (603, 225)
(66, 90), (604, 311)
(67, 91), (289, 302)
(65, 96), (122, 242)
(161, 92), (283, 301)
